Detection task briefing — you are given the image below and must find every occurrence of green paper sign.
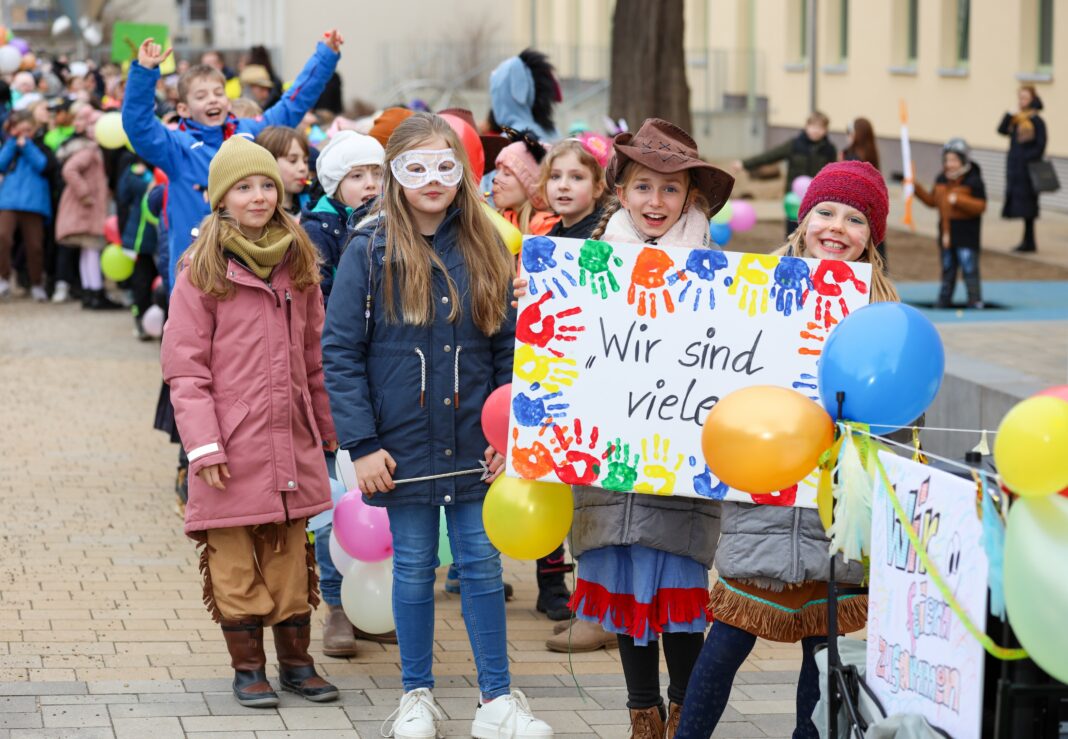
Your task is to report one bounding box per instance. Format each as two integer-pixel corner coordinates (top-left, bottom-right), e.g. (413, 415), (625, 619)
(111, 21), (169, 64)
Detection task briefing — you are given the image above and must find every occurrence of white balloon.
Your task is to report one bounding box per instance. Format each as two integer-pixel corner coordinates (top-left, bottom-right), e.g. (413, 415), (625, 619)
(82, 25), (102, 47)
(334, 448), (357, 491)
(142, 305), (165, 338)
(328, 530), (356, 576)
(68, 61), (88, 79)
(341, 558), (395, 634)
(52, 16), (72, 36)
(0, 46), (21, 74)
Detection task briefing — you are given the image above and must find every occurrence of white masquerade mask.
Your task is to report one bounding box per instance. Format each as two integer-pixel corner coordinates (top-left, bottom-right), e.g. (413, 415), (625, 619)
(390, 149), (464, 190)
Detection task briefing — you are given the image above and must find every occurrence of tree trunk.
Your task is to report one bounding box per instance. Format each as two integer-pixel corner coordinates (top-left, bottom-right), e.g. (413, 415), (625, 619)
(609, 0), (692, 133)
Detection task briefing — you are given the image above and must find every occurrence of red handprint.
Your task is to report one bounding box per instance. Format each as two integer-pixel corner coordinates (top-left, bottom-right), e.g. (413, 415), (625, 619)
(546, 419), (607, 486)
(627, 247), (684, 318)
(510, 427), (555, 479)
(803, 261), (869, 329)
(516, 291), (585, 357)
(751, 484), (798, 506)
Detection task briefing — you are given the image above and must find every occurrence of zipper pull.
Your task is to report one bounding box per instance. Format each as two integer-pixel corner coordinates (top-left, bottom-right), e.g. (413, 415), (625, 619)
(268, 283), (280, 307)
(285, 289), (292, 305)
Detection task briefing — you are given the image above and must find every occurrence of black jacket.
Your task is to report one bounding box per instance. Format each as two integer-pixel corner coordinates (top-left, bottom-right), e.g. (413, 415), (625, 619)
(998, 111), (1047, 219)
(546, 207), (604, 240)
(743, 132), (837, 194)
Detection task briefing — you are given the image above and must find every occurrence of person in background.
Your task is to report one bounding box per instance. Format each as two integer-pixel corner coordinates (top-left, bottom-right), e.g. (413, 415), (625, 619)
(117, 156), (162, 338)
(0, 110), (51, 301)
(240, 65), (276, 111)
(255, 126), (312, 219)
(734, 111), (837, 237)
(840, 116), (887, 265)
(997, 84), (1047, 253)
(914, 138), (987, 310)
(493, 131), (559, 236)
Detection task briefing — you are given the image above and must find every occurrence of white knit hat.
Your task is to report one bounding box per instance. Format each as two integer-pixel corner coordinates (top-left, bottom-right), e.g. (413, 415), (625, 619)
(316, 131), (385, 199)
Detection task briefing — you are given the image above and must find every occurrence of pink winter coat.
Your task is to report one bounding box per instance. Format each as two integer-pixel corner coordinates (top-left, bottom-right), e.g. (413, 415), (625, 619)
(55, 137), (108, 243)
(161, 253), (336, 535)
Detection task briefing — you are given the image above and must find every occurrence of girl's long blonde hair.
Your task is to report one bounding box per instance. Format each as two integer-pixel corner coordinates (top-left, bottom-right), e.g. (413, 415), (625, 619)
(774, 211), (899, 303)
(380, 112), (513, 336)
(183, 209), (322, 300)
(536, 139), (609, 213)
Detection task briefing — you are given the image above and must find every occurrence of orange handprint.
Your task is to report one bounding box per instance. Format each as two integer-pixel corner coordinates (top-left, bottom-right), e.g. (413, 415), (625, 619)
(510, 427), (555, 479)
(627, 247), (684, 318)
(805, 261), (868, 329)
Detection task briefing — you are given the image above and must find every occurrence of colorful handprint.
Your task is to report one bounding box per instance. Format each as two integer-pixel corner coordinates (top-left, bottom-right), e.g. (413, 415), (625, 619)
(750, 484), (798, 507)
(805, 261), (869, 329)
(521, 236), (578, 297)
(770, 257), (812, 317)
(512, 388), (569, 428)
(627, 247), (683, 318)
(671, 249), (730, 311)
(726, 254), (780, 317)
(516, 291), (585, 358)
(510, 427), (555, 479)
(601, 439), (640, 492)
(513, 344), (579, 393)
(547, 419), (605, 485)
(688, 457), (729, 500)
(577, 240), (623, 300)
(633, 434), (684, 495)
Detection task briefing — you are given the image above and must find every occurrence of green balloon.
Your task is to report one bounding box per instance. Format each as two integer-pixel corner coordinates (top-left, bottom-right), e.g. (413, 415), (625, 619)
(711, 199), (733, 225)
(437, 508), (453, 567)
(1004, 495), (1068, 683)
(783, 191), (801, 221)
(100, 244), (135, 282)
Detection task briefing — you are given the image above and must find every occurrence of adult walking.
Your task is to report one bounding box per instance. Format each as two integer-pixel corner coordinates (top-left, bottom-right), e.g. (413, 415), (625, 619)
(997, 85), (1047, 253)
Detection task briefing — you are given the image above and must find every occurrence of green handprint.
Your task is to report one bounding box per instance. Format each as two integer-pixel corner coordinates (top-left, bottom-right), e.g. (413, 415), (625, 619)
(600, 439), (640, 491)
(578, 239), (623, 300)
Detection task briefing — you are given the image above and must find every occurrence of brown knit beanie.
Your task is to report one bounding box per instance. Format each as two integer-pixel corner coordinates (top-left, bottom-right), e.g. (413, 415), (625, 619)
(207, 135), (285, 209)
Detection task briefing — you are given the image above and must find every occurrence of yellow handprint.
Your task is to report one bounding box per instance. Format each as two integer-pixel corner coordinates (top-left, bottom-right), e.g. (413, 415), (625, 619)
(634, 434), (685, 495)
(514, 344), (579, 393)
(726, 254), (780, 317)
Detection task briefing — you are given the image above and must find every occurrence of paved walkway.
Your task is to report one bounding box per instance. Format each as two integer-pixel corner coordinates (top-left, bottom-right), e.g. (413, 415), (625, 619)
(0, 302), (804, 738)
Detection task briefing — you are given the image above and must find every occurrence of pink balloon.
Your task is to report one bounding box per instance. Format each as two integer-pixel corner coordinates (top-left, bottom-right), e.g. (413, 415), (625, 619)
(1036, 385), (1068, 405)
(792, 176), (813, 199)
(728, 200), (757, 232)
(104, 214), (120, 245)
(332, 490), (393, 562)
(481, 383), (511, 455)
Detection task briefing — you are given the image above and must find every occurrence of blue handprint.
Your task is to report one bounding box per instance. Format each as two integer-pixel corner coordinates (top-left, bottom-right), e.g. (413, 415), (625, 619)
(769, 257), (812, 317)
(670, 249), (730, 311)
(792, 372), (819, 401)
(522, 237), (578, 297)
(689, 456), (729, 500)
(513, 385), (570, 428)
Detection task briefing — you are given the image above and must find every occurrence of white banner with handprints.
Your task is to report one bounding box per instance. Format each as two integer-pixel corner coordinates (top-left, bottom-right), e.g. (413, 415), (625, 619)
(505, 236), (871, 507)
(866, 451), (988, 738)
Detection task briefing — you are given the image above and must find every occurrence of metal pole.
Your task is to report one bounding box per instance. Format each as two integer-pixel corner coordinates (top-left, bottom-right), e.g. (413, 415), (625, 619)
(807, 0), (818, 113)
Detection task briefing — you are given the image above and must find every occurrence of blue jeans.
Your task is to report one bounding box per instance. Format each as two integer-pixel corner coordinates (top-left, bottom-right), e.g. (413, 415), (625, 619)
(387, 501), (510, 700)
(314, 524), (343, 606)
(938, 246), (981, 306)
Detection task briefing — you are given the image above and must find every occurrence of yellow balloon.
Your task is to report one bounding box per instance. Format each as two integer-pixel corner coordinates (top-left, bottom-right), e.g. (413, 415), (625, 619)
(482, 476), (573, 560)
(481, 202), (523, 256)
(994, 396), (1068, 497)
(702, 386), (835, 495)
(225, 77), (242, 100)
(94, 112), (127, 150)
(1004, 495), (1068, 683)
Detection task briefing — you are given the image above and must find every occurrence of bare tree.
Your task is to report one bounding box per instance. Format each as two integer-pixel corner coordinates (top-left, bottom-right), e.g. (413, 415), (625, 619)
(609, 0), (691, 132)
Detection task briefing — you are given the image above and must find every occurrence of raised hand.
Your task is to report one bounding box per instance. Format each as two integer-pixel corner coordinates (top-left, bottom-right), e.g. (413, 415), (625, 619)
(627, 247), (683, 318)
(726, 253), (779, 317)
(577, 239), (623, 299)
(137, 37), (172, 70)
(671, 248), (730, 311)
(323, 29), (344, 53)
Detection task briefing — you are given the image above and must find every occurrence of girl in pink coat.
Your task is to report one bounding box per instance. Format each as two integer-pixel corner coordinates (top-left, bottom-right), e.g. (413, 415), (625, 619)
(161, 135), (338, 708)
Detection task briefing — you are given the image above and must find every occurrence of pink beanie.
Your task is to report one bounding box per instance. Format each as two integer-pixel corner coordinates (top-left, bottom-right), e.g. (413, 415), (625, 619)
(496, 141), (548, 211)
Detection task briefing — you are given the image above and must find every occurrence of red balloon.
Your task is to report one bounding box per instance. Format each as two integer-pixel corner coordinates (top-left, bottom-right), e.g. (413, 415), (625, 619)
(440, 113), (485, 183)
(103, 214), (120, 245)
(481, 383), (512, 455)
(1037, 385), (1068, 405)
(151, 275), (162, 292)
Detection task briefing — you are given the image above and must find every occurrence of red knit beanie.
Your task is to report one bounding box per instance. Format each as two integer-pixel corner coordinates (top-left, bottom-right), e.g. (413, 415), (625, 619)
(798, 161), (889, 246)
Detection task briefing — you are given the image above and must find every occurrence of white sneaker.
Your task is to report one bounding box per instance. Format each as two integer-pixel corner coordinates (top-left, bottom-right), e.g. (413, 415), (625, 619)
(51, 281), (70, 303)
(381, 688), (444, 739)
(0, 278), (10, 299)
(31, 285), (48, 302)
(472, 689), (554, 738)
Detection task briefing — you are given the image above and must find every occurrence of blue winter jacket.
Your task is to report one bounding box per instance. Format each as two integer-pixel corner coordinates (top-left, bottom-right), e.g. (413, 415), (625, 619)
(0, 136), (52, 218)
(321, 208), (516, 507)
(117, 166), (159, 256)
(121, 41), (340, 290)
(303, 195), (350, 305)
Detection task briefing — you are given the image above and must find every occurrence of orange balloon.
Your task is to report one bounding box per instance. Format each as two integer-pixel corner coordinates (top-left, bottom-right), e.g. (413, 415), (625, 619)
(701, 386), (835, 495)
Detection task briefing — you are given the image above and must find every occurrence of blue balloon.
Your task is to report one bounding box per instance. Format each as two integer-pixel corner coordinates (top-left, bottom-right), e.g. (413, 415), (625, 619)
(817, 303), (944, 431)
(709, 222), (732, 246)
(307, 476), (348, 532)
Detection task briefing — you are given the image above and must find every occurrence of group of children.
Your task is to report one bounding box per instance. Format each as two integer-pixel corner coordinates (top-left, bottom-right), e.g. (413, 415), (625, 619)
(0, 34), (1003, 739)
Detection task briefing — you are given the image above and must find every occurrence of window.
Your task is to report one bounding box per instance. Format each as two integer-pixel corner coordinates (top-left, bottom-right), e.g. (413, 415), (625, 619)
(1038, 0), (1054, 69)
(800, 0), (810, 61)
(839, 0), (850, 61)
(907, 0), (919, 63)
(956, 0), (970, 64)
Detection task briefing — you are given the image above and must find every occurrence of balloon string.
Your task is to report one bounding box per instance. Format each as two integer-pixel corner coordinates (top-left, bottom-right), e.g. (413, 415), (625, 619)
(867, 423), (1000, 434)
(873, 455), (1028, 661)
(845, 424), (1002, 485)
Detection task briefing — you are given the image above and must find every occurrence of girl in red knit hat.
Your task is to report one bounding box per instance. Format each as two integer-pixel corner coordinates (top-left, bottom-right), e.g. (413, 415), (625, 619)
(676, 160), (900, 739)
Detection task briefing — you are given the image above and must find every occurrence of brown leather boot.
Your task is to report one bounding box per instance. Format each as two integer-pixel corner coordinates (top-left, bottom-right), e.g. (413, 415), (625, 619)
(665, 702), (682, 739)
(272, 612), (339, 702)
(220, 618), (279, 708)
(545, 620), (619, 653)
(628, 705), (665, 739)
(321, 605), (358, 658)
